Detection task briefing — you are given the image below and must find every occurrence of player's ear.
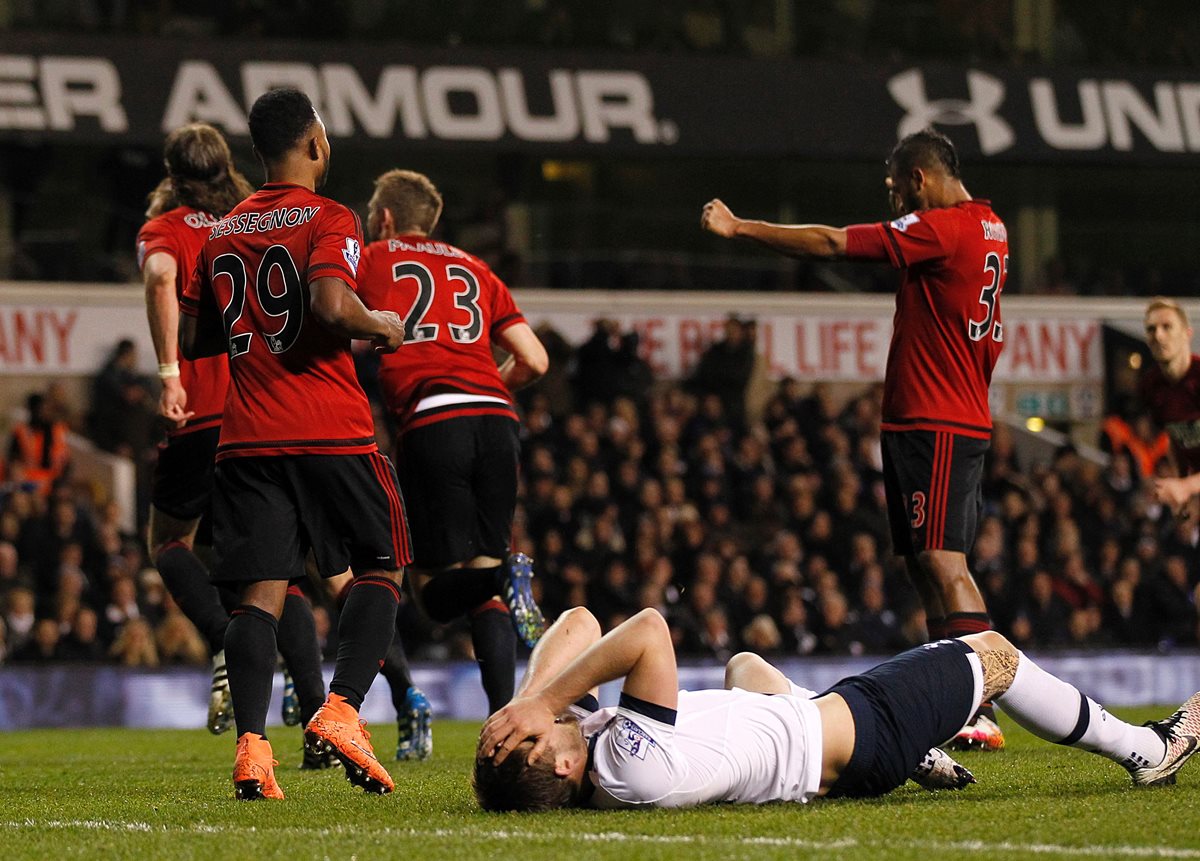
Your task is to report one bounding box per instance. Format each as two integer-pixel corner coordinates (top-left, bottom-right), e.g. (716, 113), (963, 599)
(381, 207), (395, 236)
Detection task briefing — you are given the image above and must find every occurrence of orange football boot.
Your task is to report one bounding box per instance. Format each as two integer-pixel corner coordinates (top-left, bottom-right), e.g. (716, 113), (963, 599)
(305, 693), (394, 794)
(232, 732), (284, 800)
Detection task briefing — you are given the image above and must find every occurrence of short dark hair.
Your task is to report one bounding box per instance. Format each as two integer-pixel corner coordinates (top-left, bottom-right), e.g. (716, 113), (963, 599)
(888, 128), (960, 178)
(472, 742), (578, 812)
(248, 88), (317, 163)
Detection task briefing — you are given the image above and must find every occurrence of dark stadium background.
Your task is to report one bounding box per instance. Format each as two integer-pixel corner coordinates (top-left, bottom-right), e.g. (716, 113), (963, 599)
(0, 0), (1198, 726)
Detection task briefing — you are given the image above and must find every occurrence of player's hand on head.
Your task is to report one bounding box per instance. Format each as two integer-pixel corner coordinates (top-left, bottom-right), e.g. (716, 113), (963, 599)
(158, 377), (195, 428)
(371, 310), (405, 353)
(701, 199), (738, 239)
(478, 695), (557, 765)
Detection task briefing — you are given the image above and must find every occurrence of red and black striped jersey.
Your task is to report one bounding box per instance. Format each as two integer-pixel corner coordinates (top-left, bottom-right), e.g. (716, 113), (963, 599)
(846, 199), (1007, 439)
(357, 235), (526, 433)
(1139, 356), (1200, 473)
(181, 183), (376, 461)
(137, 205), (229, 437)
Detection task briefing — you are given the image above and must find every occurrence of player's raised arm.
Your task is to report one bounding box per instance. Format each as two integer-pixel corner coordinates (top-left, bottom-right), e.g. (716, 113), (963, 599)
(309, 276), (405, 352)
(496, 322), (549, 392)
(701, 198), (848, 259)
(480, 608), (678, 765)
(515, 607), (602, 698)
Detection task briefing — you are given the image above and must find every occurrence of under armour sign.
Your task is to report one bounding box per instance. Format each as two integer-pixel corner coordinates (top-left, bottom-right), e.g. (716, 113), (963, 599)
(888, 69), (1016, 156)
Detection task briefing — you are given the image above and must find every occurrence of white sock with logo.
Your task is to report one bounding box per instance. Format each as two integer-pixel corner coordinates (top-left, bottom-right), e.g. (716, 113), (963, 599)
(996, 653), (1165, 770)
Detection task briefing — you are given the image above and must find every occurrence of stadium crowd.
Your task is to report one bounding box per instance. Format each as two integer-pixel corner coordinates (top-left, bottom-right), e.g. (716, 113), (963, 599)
(1, 317), (1197, 669)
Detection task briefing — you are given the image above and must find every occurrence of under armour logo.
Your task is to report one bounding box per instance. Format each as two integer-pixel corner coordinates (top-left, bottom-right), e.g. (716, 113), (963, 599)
(888, 69), (1015, 156)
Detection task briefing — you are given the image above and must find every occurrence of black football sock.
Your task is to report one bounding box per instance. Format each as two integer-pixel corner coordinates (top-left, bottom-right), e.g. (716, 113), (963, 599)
(225, 604), (279, 739)
(277, 587), (326, 727)
(155, 542), (229, 654)
(381, 630), (415, 714)
(329, 575), (401, 712)
(421, 565), (503, 623)
(925, 616), (948, 640)
(470, 599), (516, 714)
(944, 612), (992, 638)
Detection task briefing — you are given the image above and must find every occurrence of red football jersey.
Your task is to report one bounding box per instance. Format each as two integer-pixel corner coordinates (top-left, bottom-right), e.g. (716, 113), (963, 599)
(180, 183), (376, 460)
(1139, 357), (1200, 472)
(357, 235), (525, 433)
(846, 200), (1007, 438)
(137, 206), (230, 437)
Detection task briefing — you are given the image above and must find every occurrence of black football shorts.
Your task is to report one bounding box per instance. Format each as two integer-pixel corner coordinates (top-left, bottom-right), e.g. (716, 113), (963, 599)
(824, 638), (980, 798)
(882, 429), (988, 556)
(396, 414), (519, 570)
(151, 426), (219, 522)
(211, 452), (412, 582)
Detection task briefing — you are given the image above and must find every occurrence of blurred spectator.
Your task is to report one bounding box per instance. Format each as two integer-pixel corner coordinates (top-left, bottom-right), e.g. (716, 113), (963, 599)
(155, 606), (208, 665)
(574, 319), (652, 407)
(59, 606), (104, 661)
(87, 338), (155, 456)
(109, 618), (159, 667)
(689, 315), (757, 429)
(6, 392), (71, 496)
(11, 617), (62, 662)
(5, 586), (36, 654)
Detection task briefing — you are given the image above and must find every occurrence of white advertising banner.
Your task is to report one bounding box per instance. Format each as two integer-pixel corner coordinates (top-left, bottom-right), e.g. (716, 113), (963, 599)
(0, 296), (156, 375)
(0, 285), (1165, 384)
(522, 307), (1104, 383)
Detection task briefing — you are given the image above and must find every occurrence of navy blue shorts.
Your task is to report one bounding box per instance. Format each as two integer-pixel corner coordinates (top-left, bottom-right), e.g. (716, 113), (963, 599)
(824, 639), (978, 799)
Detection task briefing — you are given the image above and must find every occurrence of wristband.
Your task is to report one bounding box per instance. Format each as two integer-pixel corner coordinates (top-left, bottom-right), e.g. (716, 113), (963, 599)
(157, 362), (181, 379)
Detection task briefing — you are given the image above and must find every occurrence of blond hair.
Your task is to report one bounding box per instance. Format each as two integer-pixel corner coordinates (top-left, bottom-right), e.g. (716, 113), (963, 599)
(1145, 297), (1190, 328)
(369, 169), (443, 238)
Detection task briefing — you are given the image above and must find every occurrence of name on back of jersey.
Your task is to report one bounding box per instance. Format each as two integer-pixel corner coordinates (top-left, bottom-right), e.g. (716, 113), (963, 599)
(613, 717), (656, 760)
(210, 205), (320, 239)
(980, 220), (1007, 242)
(385, 238), (468, 259)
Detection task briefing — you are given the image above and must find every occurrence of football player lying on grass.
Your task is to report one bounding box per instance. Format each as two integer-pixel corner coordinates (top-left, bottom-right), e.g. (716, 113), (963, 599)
(475, 607), (1199, 811)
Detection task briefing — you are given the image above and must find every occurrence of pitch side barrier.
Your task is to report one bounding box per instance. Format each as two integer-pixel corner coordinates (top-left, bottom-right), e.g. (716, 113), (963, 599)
(0, 651), (1196, 730)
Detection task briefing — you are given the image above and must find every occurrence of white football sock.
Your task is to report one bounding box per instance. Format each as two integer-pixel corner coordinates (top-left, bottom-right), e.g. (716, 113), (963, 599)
(996, 652), (1165, 770)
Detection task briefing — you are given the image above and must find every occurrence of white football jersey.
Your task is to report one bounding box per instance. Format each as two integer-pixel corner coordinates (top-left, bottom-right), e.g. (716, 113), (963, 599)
(578, 686), (823, 809)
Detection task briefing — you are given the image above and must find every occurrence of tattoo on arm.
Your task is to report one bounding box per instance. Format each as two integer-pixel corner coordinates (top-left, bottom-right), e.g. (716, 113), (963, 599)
(976, 649), (1019, 702)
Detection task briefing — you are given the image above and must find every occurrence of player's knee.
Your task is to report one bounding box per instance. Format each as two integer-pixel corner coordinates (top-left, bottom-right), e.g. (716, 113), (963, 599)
(962, 629), (1013, 655)
(724, 652), (766, 689)
(558, 606), (600, 638)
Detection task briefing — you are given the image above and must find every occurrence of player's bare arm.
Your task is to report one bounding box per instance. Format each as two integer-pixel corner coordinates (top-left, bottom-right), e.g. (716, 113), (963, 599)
(309, 276), (405, 352)
(516, 607), (602, 699)
(481, 608), (678, 765)
(496, 322), (549, 391)
(143, 251), (195, 426)
(701, 198), (847, 259)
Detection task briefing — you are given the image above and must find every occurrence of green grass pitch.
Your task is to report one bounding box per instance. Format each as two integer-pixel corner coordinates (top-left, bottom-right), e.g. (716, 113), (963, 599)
(0, 709), (1196, 861)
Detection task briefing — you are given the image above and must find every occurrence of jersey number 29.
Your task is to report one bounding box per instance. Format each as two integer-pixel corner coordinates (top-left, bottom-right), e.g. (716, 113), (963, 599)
(213, 245), (305, 358)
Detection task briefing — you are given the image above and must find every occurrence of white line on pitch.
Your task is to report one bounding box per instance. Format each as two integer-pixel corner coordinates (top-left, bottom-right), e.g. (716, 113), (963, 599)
(4, 820), (1199, 858)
